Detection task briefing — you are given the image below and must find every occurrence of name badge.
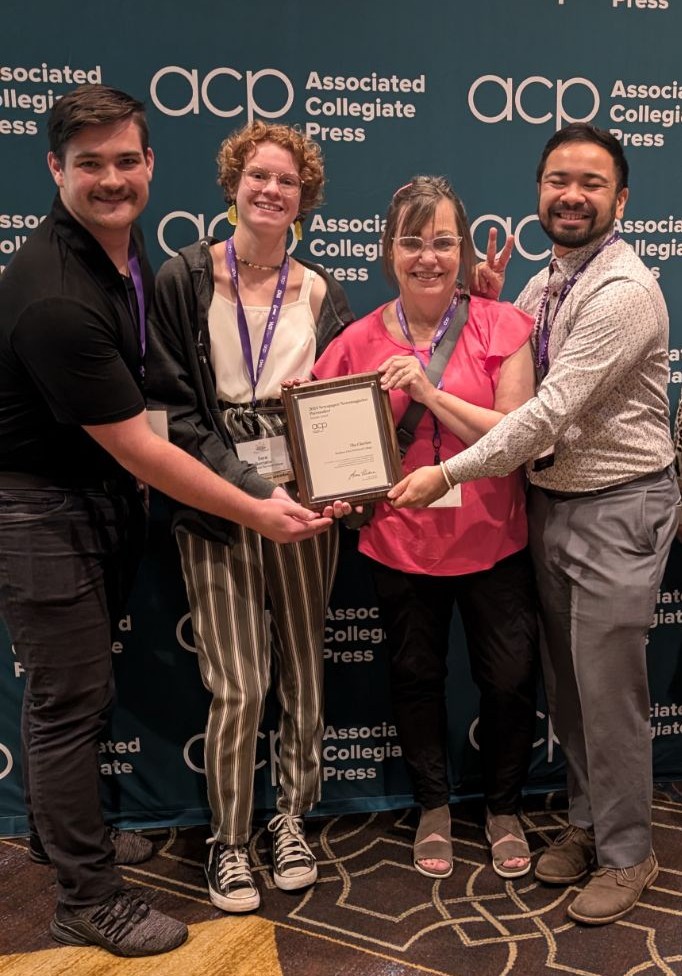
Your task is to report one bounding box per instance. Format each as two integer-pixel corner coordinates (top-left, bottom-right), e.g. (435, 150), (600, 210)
(146, 409), (169, 440)
(236, 434), (294, 485)
(429, 485), (462, 508)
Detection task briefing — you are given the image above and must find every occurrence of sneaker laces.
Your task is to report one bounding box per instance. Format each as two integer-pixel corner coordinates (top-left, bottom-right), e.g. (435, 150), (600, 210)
(268, 814), (313, 871)
(216, 845), (255, 890)
(88, 889), (150, 945)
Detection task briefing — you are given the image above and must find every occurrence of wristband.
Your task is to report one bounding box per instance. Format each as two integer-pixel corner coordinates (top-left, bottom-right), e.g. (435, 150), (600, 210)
(439, 461), (456, 490)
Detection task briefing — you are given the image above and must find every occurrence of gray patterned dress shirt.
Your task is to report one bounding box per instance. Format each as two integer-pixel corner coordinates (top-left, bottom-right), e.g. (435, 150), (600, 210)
(674, 391), (682, 477)
(444, 228), (673, 492)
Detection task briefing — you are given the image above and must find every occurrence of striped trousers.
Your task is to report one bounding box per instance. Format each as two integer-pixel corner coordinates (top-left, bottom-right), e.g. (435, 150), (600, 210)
(177, 524), (338, 846)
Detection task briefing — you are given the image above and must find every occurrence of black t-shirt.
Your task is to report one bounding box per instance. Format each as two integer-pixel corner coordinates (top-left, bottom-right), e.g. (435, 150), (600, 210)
(0, 196), (152, 483)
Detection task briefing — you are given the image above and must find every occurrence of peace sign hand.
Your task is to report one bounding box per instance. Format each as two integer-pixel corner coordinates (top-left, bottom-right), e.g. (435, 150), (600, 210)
(471, 228), (515, 301)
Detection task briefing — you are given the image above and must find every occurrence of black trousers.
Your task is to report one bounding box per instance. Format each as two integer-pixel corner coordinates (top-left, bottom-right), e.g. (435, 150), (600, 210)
(368, 548), (539, 812)
(0, 485), (144, 908)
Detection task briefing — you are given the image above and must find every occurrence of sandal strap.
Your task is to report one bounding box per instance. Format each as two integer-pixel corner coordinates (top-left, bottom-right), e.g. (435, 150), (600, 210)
(489, 837), (530, 861)
(414, 804), (452, 865)
(485, 812), (530, 861)
(486, 812), (526, 844)
(415, 804), (451, 845)
(414, 838), (452, 862)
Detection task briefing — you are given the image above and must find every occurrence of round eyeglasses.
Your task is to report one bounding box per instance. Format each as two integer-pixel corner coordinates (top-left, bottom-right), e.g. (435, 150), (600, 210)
(241, 167), (304, 195)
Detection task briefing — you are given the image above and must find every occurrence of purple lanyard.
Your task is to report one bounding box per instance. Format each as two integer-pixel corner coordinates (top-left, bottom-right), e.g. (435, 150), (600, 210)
(395, 293), (459, 376)
(395, 293), (459, 464)
(225, 238), (289, 404)
(534, 232), (619, 376)
(124, 245), (146, 378)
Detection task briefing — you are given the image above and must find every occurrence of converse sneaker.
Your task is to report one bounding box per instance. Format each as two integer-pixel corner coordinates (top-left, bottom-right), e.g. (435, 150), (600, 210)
(205, 842), (260, 913)
(50, 888), (187, 957)
(30, 827), (153, 866)
(267, 813), (318, 891)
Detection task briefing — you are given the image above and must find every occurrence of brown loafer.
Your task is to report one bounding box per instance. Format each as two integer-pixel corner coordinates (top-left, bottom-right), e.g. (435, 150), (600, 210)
(567, 852), (658, 925)
(535, 825), (596, 884)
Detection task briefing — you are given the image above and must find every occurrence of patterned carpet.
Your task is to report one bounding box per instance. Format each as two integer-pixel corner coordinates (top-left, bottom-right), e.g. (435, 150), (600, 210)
(3, 789), (682, 975)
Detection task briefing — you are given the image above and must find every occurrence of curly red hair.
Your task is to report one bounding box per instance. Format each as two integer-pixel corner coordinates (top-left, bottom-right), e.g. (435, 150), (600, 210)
(217, 120), (325, 218)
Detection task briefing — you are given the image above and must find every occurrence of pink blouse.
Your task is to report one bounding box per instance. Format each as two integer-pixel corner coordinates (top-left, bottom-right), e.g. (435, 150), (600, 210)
(313, 297), (533, 576)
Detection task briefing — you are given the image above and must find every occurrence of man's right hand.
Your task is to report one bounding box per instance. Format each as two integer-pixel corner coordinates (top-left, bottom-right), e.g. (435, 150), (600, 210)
(388, 465), (449, 508)
(471, 228), (515, 301)
(84, 413), (331, 542)
(253, 497), (333, 543)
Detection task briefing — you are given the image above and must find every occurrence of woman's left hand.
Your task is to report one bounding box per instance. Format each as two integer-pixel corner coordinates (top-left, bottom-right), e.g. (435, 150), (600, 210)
(378, 355), (433, 402)
(322, 500), (353, 518)
(280, 376), (309, 391)
(388, 465), (449, 508)
(273, 485), (351, 519)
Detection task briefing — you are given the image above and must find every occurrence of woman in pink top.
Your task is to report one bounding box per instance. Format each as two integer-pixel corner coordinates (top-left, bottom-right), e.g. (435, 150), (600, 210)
(314, 176), (539, 880)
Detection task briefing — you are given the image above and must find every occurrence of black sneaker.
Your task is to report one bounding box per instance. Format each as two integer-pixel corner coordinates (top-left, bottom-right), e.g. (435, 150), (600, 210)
(50, 888), (188, 957)
(29, 827), (154, 866)
(267, 814), (318, 891)
(205, 842), (260, 913)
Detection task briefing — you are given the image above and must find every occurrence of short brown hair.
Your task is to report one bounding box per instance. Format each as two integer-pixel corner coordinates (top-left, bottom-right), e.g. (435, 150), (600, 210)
(48, 84), (149, 160)
(381, 176), (475, 291)
(216, 120), (324, 218)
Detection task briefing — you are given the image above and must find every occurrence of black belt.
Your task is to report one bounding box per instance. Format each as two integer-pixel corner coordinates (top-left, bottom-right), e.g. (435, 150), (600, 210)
(534, 466), (671, 500)
(217, 398), (285, 416)
(0, 471), (133, 492)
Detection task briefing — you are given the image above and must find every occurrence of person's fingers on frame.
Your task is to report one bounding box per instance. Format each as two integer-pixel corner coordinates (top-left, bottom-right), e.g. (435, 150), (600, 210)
(387, 475), (409, 501)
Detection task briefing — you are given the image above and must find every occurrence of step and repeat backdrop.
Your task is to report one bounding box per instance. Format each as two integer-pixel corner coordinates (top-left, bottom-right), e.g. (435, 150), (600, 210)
(2, 0), (682, 834)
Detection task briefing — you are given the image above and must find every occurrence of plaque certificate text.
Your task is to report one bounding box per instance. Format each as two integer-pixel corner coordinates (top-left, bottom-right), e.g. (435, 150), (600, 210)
(282, 372), (403, 510)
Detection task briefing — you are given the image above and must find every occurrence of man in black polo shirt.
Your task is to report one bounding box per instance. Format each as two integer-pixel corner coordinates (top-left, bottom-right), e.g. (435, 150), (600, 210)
(0, 85), (333, 958)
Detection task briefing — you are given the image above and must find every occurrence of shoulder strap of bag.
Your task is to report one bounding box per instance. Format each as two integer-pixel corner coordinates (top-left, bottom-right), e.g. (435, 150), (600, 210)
(395, 293), (470, 458)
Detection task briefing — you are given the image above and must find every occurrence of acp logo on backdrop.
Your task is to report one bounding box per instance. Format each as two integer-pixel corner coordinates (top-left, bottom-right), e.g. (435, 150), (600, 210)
(183, 731), (271, 775)
(157, 211), (301, 259)
(0, 743), (13, 780)
(469, 711), (560, 763)
(471, 213), (550, 263)
(150, 65), (294, 120)
(468, 75), (600, 130)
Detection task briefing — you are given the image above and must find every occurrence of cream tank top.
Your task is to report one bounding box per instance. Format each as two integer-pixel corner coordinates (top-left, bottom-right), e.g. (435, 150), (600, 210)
(208, 266), (318, 402)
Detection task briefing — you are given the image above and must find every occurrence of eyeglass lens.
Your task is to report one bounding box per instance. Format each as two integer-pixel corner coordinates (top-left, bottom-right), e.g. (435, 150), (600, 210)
(243, 167), (302, 194)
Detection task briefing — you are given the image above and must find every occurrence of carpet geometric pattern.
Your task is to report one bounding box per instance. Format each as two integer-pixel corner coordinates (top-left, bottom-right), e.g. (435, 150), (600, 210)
(3, 788), (682, 975)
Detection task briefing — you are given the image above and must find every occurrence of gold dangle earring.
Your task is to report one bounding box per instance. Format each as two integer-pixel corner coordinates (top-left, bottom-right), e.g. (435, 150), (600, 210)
(227, 204), (238, 226)
(293, 219), (303, 242)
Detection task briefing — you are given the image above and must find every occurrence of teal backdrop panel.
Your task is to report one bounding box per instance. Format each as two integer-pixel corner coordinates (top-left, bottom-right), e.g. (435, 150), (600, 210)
(1, 0), (681, 833)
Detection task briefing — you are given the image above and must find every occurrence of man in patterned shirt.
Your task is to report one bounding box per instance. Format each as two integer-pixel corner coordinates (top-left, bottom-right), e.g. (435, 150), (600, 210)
(674, 398), (682, 541)
(389, 123), (679, 925)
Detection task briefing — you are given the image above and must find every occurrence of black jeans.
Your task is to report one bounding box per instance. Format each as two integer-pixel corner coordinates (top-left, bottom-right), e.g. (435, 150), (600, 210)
(368, 548), (539, 812)
(0, 485), (145, 908)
